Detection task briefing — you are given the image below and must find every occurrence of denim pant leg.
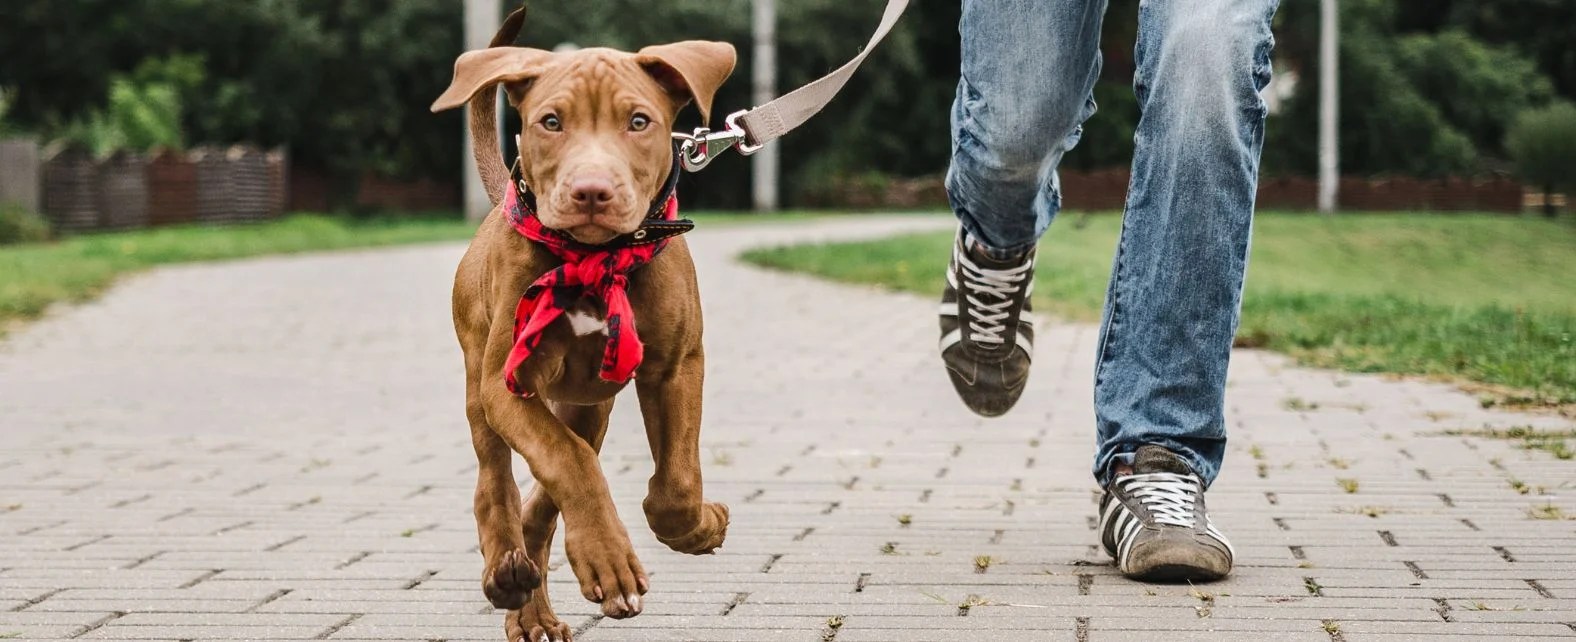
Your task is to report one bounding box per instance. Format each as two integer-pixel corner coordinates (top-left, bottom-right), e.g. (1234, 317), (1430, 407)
(947, 0), (1109, 257)
(1092, 0), (1280, 488)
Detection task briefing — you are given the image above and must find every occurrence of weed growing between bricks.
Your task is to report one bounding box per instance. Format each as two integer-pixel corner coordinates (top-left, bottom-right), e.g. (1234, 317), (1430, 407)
(821, 615), (845, 641)
(1528, 503), (1572, 520)
(1441, 426), (1576, 459)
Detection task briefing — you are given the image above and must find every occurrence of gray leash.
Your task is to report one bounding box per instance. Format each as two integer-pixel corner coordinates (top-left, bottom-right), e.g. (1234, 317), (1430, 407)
(672, 0), (911, 172)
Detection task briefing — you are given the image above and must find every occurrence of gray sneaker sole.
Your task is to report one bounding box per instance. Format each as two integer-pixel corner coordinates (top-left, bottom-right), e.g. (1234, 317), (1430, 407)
(1121, 536), (1232, 583)
(941, 364), (1027, 418)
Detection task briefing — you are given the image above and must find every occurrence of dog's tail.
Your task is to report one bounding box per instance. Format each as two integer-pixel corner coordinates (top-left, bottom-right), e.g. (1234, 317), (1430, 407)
(470, 6), (528, 208)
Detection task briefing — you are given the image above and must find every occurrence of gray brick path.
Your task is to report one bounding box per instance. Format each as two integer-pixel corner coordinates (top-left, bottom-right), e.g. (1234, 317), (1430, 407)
(2, 215), (1574, 641)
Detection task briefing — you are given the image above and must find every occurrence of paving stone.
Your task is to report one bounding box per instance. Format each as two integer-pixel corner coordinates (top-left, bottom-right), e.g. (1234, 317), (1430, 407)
(1091, 633), (1331, 642)
(76, 625), (331, 639)
(1, 215), (1573, 641)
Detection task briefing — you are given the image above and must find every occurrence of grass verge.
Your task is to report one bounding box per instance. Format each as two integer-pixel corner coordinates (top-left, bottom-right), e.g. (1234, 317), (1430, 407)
(1, 214), (478, 332)
(741, 212), (1576, 409)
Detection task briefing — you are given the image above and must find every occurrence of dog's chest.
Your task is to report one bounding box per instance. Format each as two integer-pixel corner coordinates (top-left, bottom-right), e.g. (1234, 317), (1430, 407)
(564, 299), (608, 336)
(511, 296), (626, 404)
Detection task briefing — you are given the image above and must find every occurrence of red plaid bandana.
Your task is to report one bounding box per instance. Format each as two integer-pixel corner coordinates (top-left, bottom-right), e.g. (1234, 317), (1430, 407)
(502, 157), (691, 398)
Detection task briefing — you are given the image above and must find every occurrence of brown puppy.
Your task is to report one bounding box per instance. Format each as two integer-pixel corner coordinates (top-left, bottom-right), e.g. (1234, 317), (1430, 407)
(431, 12), (735, 642)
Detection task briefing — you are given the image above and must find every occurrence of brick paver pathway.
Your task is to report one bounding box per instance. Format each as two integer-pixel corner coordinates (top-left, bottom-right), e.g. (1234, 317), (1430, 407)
(3, 215), (1575, 642)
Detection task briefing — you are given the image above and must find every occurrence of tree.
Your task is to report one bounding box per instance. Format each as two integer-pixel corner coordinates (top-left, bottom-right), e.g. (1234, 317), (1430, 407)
(4, 0), (1570, 209)
(1392, 30), (1554, 162)
(1505, 102), (1576, 217)
(51, 56), (200, 157)
(1261, 0), (1554, 178)
(0, 0), (462, 207)
(1264, 0), (1473, 177)
(1437, 0), (1576, 103)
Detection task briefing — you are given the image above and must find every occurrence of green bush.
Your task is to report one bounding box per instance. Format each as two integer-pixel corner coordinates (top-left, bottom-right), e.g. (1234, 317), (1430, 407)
(1393, 29), (1555, 157)
(0, 86), (18, 135)
(1506, 101), (1576, 216)
(0, 203), (52, 245)
(50, 56), (194, 158)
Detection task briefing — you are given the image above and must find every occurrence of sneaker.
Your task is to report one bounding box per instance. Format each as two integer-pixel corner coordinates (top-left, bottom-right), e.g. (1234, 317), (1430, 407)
(1097, 445), (1235, 582)
(937, 230), (1036, 417)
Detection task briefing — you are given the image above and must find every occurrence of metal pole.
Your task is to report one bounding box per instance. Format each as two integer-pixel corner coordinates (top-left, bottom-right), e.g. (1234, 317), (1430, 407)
(462, 0), (501, 221)
(751, 0), (780, 212)
(1318, 0), (1339, 214)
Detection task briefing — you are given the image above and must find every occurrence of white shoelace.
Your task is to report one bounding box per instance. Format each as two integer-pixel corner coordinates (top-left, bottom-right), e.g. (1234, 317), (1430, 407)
(955, 245), (1033, 346)
(1118, 472), (1203, 528)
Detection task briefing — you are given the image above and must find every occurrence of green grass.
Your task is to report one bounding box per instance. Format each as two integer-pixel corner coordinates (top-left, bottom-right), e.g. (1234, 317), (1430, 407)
(741, 212), (1576, 406)
(1443, 426), (1576, 460)
(0, 214), (478, 332)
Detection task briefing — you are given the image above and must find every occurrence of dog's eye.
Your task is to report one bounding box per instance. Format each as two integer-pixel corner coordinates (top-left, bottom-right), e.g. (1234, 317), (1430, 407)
(629, 114), (651, 132)
(540, 114), (562, 132)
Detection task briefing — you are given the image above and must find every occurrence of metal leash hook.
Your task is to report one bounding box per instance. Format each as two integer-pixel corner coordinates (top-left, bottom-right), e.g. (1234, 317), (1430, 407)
(670, 0), (909, 172)
(672, 110), (765, 172)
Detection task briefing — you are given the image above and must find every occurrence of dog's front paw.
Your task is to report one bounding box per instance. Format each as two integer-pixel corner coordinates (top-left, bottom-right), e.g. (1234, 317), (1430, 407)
(483, 548), (541, 610)
(564, 527), (648, 620)
(655, 501), (730, 555)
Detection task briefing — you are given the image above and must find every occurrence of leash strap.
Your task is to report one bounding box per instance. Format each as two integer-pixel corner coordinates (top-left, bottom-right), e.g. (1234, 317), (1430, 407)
(674, 0), (911, 171)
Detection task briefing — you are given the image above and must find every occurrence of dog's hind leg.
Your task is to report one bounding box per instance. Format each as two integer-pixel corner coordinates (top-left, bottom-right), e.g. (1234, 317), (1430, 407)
(469, 380), (541, 612)
(635, 352), (730, 555)
(506, 400), (613, 642)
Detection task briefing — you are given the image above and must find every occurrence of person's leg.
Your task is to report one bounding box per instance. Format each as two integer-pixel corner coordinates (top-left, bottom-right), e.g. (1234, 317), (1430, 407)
(948, 0), (1108, 256)
(1092, 0), (1279, 581)
(940, 0), (1108, 417)
(1093, 0), (1279, 487)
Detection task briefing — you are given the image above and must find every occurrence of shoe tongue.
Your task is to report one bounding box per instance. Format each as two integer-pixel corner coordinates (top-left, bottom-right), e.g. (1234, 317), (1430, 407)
(1132, 445), (1192, 476)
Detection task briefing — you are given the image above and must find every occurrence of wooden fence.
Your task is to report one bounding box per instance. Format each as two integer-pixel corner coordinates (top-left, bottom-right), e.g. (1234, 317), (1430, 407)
(35, 144), (288, 233)
(0, 137), (41, 212)
(2, 135), (1554, 222)
(2, 135), (456, 228)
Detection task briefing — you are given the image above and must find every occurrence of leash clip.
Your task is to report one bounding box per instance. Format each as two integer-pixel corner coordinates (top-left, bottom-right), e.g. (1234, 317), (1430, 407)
(673, 110), (764, 172)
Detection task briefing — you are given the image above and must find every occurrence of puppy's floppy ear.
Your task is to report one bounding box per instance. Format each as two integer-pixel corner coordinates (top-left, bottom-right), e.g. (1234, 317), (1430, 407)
(635, 41), (738, 124)
(430, 47), (555, 113)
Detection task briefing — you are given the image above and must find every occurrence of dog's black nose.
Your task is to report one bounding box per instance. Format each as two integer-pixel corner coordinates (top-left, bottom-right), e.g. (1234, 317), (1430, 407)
(570, 179), (615, 211)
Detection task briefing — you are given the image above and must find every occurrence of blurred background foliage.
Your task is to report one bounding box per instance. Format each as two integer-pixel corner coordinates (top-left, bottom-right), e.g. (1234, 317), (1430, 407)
(2, 0), (1574, 208)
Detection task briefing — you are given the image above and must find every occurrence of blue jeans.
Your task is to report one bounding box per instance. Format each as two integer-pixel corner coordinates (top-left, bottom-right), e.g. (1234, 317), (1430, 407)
(946, 0), (1279, 488)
